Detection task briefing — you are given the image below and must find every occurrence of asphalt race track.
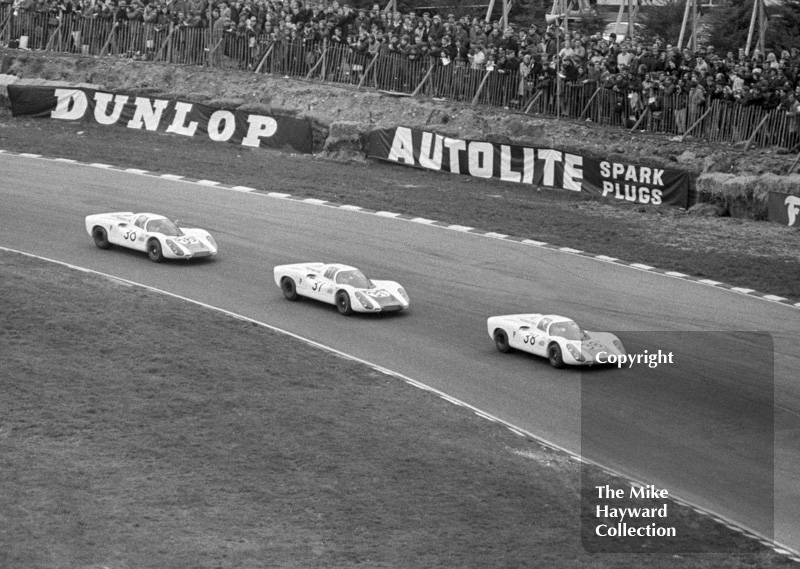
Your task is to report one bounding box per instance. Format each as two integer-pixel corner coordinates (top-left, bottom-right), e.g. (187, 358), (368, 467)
(2, 153), (799, 555)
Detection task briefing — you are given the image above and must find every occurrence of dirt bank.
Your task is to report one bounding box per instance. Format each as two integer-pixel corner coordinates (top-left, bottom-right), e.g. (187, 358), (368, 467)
(2, 48), (800, 218)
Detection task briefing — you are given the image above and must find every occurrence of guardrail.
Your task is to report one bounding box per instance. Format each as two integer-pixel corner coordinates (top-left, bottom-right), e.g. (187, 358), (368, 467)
(1, 4), (796, 150)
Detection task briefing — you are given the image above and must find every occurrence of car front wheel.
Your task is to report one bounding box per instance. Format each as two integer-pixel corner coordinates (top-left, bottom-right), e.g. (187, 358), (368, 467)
(281, 277), (299, 301)
(494, 329), (511, 353)
(548, 343), (565, 369)
(336, 291), (354, 315)
(147, 239), (164, 263)
(92, 226), (111, 249)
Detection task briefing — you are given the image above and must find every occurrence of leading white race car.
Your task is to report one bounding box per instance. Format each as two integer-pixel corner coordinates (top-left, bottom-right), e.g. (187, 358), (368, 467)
(274, 263), (409, 315)
(487, 313), (626, 368)
(85, 212), (218, 262)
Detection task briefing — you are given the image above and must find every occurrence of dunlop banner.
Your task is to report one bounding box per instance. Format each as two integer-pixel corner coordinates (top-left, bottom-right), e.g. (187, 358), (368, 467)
(8, 85), (313, 154)
(367, 127), (690, 207)
(768, 191), (800, 228)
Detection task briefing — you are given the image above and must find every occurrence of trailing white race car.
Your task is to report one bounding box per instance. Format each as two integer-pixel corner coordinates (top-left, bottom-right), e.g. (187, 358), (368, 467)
(487, 313), (626, 368)
(85, 212), (218, 262)
(274, 262), (409, 315)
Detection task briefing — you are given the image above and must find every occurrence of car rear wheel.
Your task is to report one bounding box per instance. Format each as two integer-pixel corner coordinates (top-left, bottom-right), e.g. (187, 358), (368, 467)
(281, 277), (299, 301)
(336, 291), (354, 316)
(92, 226), (111, 250)
(147, 239), (164, 263)
(494, 329), (511, 353)
(548, 343), (565, 369)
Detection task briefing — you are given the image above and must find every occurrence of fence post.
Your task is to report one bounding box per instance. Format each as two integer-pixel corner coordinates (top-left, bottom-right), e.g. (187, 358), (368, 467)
(305, 42), (327, 80)
(100, 14), (118, 56)
(744, 110), (774, 151)
(45, 10), (64, 51)
(579, 86), (601, 119)
(254, 41), (274, 74)
(629, 107), (650, 131)
(471, 69), (492, 106)
(679, 105), (714, 141)
(523, 89), (543, 114)
(356, 52), (380, 89)
(154, 24), (177, 62)
(0, 9), (12, 45)
(411, 61), (435, 97)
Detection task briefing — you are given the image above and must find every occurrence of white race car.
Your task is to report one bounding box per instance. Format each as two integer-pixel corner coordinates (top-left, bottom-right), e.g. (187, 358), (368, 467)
(487, 313), (626, 368)
(85, 212), (218, 262)
(274, 262), (409, 315)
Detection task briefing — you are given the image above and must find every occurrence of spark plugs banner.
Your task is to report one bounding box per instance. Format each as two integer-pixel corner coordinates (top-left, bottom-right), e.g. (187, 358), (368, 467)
(8, 85), (313, 154)
(367, 126), (690, 207)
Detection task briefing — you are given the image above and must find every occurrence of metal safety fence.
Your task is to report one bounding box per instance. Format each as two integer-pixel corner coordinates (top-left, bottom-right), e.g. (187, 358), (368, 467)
(1, 3), (797, 150)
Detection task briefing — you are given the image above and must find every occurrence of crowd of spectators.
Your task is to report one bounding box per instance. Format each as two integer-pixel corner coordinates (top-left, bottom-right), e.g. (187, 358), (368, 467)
(4, 0), (800, 120)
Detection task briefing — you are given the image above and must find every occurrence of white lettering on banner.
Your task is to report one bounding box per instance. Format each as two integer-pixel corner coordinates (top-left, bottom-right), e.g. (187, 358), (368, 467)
(51, 89), (88, 120)
(388, 126), (415, 164)
(127, 97), (170, 131)
(166, 102), (199, 137)
(242, 115), (278, 147)
(602, 181), (663, 205)
(538, 148), (562, 187)
(600, 161), (665, 186)
(443, 138), (466, 174)
(500, 146), (537, 184)
(93, 92), (129, 126)
(419, 132), (443, 170)
(468, 142), (494, 178)
(563, 153), (583, 192)
(208, 110), (237, 142)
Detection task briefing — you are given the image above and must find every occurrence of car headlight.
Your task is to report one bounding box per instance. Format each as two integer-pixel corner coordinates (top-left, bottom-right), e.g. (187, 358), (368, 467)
(355, 291), (374, 309)
(166, 239), (184, 256)
(613, 340), (626, 355)
(566, 344), (585, 362)
(206, 234), (218, 250)
(397, 287), (409, 302)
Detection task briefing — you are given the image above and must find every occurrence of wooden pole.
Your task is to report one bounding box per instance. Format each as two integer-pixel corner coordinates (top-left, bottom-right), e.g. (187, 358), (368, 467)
(524, 89), (543, 113)
(677, 0), (691, 50)
(579, 87), (601, 119)
(758, 0), (766, 56)
(629, 107), (651, 131)
(745, 0), (758, 57)
(744, 111), (774, 150)
(254, 42), (275, 74)
(691, 0), (697, 53)
(785, 146), (800, 174)
(485, 0), (496, 23)
(501, 0), (507, 30)
(357, 52), (381, 89)
(679, 106), (713, 141)
(411, 61), (435, 96)
(471, 69), (493, 105)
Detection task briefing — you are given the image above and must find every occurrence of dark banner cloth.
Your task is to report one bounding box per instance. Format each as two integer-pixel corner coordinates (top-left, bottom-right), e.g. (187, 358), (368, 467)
(8, 85), (313, 154)
(367, 127), (690, 208)
(768, 191), (800, 228)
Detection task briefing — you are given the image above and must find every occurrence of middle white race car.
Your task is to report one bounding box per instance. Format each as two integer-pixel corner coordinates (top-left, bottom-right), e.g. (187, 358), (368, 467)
(274, 262), (410, 315)
(487, 313), (626, 368)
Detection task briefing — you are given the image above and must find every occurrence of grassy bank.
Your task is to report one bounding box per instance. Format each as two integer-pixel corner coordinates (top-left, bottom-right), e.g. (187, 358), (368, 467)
(0, 250), (788, 569)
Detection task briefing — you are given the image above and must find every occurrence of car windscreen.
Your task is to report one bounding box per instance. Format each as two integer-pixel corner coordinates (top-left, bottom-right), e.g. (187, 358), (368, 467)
(549, 321), (585, 341)
(146, 219), (183, 237)
(335, 270), (374, 289)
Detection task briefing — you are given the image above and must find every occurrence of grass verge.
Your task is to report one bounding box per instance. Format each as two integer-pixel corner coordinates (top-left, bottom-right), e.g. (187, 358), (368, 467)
(0, 250), (791, 569)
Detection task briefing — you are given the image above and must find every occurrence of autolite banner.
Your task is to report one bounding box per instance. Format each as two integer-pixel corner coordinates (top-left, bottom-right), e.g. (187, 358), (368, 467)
(367, 127), (690, 207)
(8, 85), (313, 154)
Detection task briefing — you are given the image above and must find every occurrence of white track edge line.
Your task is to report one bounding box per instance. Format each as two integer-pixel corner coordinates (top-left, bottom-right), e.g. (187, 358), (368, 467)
(2, 150), (798, 311)
(1, 243), (796, 561)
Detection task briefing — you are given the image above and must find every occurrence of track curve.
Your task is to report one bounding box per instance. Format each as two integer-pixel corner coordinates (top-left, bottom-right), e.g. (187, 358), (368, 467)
(2, 153), (799, 554)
